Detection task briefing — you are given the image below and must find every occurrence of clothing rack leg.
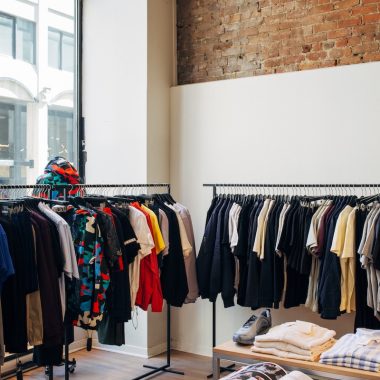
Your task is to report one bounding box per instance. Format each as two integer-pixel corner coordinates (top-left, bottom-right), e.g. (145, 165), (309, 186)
(48, 365), (53, 380)
(207, 301), (235, 378)
(16, 355), (23, 380)
(64, 326), (69, 380)
(131, 303), (185, 380)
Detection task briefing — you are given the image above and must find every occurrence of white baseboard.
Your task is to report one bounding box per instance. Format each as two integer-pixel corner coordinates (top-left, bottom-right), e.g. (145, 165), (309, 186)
(147, 342), (167, 357)
(171, 339), (211, 357)
(92, 339), (167, 358)
(69, 338), (87, 353)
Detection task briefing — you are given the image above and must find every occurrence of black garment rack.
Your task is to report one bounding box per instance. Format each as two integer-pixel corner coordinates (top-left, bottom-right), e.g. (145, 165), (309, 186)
(52, 183), (185, 380)
(203, 182), (380, 377)
(1, 183), (184, 380)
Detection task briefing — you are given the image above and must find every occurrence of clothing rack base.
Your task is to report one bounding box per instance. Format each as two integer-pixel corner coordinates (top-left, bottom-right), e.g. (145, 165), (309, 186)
(130, 296), (184, 379)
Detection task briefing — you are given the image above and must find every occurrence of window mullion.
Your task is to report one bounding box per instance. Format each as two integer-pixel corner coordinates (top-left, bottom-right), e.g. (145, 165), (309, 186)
(12, 16), (16, 59)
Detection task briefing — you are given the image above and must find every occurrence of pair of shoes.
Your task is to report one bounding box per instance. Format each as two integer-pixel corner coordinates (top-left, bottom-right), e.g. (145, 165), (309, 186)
(233, 309), (272, 345)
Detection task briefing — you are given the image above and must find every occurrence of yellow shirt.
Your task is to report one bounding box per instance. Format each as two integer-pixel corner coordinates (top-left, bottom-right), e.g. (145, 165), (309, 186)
(331, 205), (355, 313)
(141, 205), (166, 254)
(341, 207), (357, 313)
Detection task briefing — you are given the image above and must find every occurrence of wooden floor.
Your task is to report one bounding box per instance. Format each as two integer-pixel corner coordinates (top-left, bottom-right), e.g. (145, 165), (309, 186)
(21, 349), (230, 380)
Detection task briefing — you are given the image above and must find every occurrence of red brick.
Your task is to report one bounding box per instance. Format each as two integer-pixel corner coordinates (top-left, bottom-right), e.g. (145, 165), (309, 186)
(325, 10), (351, 21)
(338, 17), (362, 28)
(310, 4), (334, 14)
(305, 32), (328, 43)
(329, 48), (345, 58)
(264, 57), (284, 67)
(327, 28), (352, 38)
(336, 37), (348, 47)
(319, 59), (337, 67)
(347, 36), (362, 45)
(307, 51), (328, 60)
(363, 52), (380, 61)
(339, 56), (363, 64)
(283, 55), (305, 64)
(313, 21), (337, 33)
(352, 5), (379, 15)
(363, 13), (380, 23)
(299, 61), (320, 69)
(333, 0), (360, 10)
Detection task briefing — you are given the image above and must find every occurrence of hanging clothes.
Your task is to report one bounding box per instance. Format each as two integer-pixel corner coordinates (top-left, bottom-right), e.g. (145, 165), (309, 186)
(0, 187), (198, 368)
(197, 190), (380, 328)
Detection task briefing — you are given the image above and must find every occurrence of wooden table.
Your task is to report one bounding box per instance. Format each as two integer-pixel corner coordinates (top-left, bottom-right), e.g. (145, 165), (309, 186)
(213, 341), (380, 380)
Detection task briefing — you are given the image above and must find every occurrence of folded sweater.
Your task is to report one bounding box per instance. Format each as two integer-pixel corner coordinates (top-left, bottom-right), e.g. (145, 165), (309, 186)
(255, 321), (336, 350)
(253, 339), (335, 361)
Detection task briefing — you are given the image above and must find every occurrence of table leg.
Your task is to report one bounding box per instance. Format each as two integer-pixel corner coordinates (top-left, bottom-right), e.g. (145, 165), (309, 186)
(212, 355), (220, 379)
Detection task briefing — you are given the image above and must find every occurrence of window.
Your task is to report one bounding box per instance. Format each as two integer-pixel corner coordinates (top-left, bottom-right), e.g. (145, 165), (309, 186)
(0, 14), (13, 57)
(48, 109), (74, 162)
(0, 13), (35, 64)
(16, 18), (35, 64)
(0, 0), (79, 186)
(48, 28), (75, 72)
(0, 102), (27, 184)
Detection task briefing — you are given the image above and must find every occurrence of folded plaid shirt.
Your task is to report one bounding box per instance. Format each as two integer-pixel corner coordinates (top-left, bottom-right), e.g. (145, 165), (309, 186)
(320, 329), (380, 372)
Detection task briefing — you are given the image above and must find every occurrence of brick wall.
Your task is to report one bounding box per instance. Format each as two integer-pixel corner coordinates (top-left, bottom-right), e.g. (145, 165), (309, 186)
(177, 0), (380, 84)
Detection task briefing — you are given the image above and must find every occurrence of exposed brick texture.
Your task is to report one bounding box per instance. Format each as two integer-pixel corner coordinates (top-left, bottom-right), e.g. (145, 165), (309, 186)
(177, 0), (380, 84)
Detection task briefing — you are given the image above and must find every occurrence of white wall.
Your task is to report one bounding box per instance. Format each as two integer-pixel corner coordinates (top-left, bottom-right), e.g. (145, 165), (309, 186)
(82, 0), (149, 356)
(83, 0), (175, 358)
(170, 61), (380, 356)
(83, 0), (148, 184)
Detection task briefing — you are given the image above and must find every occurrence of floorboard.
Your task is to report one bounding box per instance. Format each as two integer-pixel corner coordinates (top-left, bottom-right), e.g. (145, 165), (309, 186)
(20, 349), (230, 380)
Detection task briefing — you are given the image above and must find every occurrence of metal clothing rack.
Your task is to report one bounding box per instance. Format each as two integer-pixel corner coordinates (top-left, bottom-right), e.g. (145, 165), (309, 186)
(54, 183), (185, 380)
(1, 183), (184, 379)
(203, 182), (380, 377)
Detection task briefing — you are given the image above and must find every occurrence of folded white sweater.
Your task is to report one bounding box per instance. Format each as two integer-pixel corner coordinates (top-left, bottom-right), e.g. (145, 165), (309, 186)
(253, 339), (335, 361)
(254, 321), (336, 350)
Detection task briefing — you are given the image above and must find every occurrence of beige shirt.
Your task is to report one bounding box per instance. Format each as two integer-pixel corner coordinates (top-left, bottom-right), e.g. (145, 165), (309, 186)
(331, 205), (354, 313)
(260, 199), (275, 260)
(173, 203), (199, 303)
(253, 199), (271, 256)
(167, 204), (192, 257)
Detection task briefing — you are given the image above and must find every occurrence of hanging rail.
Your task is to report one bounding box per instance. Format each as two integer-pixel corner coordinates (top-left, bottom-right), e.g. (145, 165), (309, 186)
(203, 183), (380, 187)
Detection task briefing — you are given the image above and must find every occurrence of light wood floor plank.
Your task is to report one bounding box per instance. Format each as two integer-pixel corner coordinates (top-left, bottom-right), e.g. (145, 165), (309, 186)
(21, 349), (220, 380)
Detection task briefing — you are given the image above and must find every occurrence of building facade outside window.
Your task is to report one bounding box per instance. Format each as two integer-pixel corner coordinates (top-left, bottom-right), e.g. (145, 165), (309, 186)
(0, 13), (35, 64)
(48, 28), (74, 72)
(0, 0), (78, 184)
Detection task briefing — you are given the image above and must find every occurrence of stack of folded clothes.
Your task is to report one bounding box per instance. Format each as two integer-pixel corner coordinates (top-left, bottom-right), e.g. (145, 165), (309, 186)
(251, 320), (336, 361)
(320, 328), (380, 372)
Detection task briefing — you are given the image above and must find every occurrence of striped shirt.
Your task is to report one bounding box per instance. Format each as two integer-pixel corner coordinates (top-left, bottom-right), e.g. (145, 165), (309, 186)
(320, 329), (380, 372)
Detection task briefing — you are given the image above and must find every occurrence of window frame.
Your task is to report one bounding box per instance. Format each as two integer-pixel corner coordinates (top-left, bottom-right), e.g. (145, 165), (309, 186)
(0, 11), (36, 65)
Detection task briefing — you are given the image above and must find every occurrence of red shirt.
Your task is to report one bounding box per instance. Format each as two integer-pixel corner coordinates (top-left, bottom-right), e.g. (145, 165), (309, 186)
(131, 202), (163, 312)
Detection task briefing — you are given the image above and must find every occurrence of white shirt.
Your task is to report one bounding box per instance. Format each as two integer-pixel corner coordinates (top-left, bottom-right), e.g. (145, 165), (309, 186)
(128, 205), (155, 309)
